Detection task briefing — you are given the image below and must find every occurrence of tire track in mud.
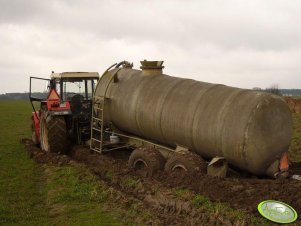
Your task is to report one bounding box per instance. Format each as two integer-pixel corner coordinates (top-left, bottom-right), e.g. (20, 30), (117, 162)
(22, 138), (301, 225)
(69, 147), (238, 225)
(23, 139), (236, 225)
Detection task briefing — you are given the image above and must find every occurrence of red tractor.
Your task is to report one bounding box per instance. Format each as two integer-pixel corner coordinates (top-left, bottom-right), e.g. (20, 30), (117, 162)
(30, 72), (99, 153)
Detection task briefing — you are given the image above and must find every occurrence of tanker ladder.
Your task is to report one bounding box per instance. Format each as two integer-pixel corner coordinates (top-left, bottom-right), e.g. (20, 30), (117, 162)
(90, 95), (106, 153)
(90, 96), (133, 153)
(90, 64), (132, 153)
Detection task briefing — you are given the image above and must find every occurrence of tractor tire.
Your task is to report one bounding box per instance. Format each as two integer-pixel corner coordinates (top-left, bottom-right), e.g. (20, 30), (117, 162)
(40, 111), (69, 154)
(128, 147), (166, 176)
(164, 152), (207, 174)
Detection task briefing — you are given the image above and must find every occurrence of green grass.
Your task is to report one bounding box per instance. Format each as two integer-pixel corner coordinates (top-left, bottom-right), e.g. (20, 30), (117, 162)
(170, 189), (269, 225)
(0, 100), (122, 225)
(44, 166), (121, 226)
(123, 177), (140, 189)
(173, 188), (191, 199)
(0, 101), (49, 225)
(191, 194), (273, 225)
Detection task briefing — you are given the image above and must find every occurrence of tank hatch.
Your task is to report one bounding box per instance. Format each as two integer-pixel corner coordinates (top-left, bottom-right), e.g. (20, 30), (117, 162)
(140, 60), (164, 76)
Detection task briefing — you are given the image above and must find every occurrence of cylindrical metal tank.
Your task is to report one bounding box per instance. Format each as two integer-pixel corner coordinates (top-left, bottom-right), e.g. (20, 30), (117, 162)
(95, 61), (292, 176)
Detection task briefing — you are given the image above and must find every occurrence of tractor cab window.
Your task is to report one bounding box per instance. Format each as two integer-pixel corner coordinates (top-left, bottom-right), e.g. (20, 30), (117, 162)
(60, 78), (97, 101)
(55, 80), (61, 97)
(63, 79), (85, 100)
(86, 79), (95, 99)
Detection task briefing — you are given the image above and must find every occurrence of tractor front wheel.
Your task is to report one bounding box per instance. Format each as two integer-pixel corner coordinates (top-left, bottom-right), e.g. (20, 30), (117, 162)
(40, 111), (69, 154)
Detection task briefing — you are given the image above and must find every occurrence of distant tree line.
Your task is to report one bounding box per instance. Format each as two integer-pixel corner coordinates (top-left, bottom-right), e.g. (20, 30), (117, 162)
(280, 89), (301, 96)
(265, 84), (282, 96)
(253, 85), (301, 97)
(0, 92), (46, 100)
(0, 93), (29, 100)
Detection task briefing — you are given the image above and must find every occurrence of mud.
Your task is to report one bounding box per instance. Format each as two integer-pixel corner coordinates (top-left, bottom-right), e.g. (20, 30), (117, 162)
(22, 138), (301, 225)
(160, 172), (301, 213)
(70, 146), (301, 216)
(285, 97), (301, 113)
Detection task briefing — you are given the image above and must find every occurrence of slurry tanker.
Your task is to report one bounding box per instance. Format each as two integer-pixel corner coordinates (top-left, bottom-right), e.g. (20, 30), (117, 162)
(30, 60), (292, 178)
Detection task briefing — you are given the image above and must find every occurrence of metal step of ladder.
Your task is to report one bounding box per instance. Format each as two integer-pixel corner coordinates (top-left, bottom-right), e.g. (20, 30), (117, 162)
(90, 95), (105, 153)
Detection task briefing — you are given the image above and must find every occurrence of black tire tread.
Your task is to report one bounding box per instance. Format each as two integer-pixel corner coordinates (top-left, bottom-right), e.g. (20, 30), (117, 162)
(165, 152), (207, 174)
(41, 111), (69, 153)
(128, 147), (166, 176)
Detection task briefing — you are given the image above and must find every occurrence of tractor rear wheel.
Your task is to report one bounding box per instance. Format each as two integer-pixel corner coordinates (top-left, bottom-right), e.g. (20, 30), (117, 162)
(40, 111), (69, 154)
(128, 147), (166, 176)
(164, 152), (207, 174)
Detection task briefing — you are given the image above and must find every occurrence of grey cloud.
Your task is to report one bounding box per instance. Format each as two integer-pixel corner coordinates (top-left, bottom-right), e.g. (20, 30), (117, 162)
(0, 0), (48, 23)
(0, 0), (301, 93)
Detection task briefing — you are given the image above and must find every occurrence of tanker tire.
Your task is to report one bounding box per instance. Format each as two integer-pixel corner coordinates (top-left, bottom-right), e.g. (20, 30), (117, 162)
(165, 152), (207, 174)
(40, 111), (69, 154)
(128, 147), (166, 176)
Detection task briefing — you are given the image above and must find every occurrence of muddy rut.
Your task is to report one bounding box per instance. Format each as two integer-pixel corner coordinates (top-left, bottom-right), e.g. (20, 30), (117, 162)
(22, 139), (301, 225)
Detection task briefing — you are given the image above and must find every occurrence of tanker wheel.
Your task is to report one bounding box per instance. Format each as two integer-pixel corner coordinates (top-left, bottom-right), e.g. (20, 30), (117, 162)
(128, 147), (166, 176)
(40, 111), (69, 154)
(164, 152), (207, 175)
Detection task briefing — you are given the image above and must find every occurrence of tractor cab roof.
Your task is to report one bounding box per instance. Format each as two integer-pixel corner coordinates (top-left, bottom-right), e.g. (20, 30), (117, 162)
(51, 72), (99, 79)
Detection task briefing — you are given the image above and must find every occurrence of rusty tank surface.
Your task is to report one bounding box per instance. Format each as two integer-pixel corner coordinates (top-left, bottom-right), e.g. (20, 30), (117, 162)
(94, 61), (292, 177)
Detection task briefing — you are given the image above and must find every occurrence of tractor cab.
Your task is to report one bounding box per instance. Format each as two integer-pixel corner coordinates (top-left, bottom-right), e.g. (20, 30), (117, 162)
(50, 72), (99, 115)
(51, 72), (99, 101)
(29, 72), (99, 150)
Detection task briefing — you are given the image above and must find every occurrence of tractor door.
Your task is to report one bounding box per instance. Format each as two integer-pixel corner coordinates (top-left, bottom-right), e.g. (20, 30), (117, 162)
(29, 76), (51, 144)
(29, 76), (51, 116)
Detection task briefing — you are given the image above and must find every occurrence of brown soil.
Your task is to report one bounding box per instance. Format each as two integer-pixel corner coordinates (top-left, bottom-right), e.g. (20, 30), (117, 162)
(285, 97), (301, 113)
(22, 138), (301, 225)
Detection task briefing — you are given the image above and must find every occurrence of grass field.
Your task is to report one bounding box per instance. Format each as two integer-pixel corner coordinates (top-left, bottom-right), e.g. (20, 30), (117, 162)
(0, 100), (123, 225)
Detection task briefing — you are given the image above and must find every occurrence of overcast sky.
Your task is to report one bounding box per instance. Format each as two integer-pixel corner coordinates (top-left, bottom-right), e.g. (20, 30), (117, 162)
(0, 0), (301, 93)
